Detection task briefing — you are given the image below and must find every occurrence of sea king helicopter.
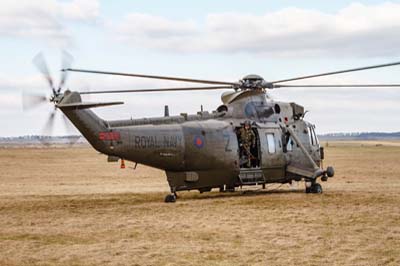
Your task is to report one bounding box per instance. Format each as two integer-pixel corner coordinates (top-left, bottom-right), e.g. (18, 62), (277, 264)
(25, 53), (400, 202)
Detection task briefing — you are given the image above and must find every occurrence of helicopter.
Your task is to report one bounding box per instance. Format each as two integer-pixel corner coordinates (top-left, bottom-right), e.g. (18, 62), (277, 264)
(25, 53), (400, 202)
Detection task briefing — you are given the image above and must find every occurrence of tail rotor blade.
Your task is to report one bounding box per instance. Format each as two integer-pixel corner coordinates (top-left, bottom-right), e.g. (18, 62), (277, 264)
(33, 52), (55, 93)
(40, 109), (57, 146)
(22, 92), (47, 111)
(58, 51), (74, 93)
(61, 114), (80, 146)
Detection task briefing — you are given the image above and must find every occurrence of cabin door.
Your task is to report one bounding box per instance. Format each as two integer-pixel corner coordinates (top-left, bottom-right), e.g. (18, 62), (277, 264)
(259, 128), (286, 180)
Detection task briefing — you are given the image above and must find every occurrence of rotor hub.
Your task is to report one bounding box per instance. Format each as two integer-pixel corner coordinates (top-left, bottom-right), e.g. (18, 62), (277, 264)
(240, 74), (271, 90)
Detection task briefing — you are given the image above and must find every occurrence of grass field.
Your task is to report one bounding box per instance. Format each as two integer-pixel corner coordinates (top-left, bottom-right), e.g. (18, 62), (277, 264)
(0, 141), (399, 266)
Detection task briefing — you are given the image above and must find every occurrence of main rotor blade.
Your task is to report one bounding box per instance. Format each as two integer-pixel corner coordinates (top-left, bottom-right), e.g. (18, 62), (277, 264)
(64, 68), (238, 86)
(33, 52), (55, 93)
(271, 61), (400, 84)
(22, 92), (47, 111)
(274, 84), (400, 88)
(79, 86), (233, 94)
(58, 51), (74, 92)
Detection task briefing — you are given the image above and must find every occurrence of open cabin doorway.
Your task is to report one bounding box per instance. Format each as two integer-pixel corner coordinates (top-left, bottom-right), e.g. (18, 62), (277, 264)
(235, 125), (261, 169)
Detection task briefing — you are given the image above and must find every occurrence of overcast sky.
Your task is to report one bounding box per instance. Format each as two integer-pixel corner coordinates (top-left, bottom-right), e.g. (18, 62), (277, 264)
(1, 0), (400, 136)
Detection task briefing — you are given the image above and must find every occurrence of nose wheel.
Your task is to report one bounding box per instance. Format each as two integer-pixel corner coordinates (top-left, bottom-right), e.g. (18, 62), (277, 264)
(306, 182), (323, 194)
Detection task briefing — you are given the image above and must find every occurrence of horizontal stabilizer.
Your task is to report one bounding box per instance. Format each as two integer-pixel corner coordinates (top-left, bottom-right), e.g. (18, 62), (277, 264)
(57, 101), (124, 109)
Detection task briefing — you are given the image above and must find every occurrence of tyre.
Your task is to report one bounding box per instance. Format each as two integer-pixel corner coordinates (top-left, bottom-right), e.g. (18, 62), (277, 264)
(326, 166), (334, 177)
(312, 183), (323, 194)
(164, 194), (176, 203)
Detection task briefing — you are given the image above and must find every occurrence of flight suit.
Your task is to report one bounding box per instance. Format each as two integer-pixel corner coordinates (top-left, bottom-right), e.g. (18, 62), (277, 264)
(239, 127), (256, 167)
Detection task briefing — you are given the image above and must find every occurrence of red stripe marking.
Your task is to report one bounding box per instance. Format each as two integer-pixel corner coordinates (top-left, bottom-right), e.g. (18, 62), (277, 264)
(99, 132), (120, 141)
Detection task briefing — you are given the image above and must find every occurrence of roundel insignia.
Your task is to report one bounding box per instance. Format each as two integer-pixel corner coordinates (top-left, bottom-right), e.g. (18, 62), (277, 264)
(193, 135), (205, 148)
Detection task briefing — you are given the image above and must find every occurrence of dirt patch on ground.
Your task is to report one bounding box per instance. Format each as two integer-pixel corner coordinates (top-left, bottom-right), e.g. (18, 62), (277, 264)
(0, 143), (399, 265)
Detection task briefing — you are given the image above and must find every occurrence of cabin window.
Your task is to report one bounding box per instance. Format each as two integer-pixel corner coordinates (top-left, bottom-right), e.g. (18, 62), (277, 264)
(266, 133), (276, 154)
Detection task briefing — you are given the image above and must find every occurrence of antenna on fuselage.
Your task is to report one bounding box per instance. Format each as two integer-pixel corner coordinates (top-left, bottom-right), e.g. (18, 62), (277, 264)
(164, 105), (169, 117)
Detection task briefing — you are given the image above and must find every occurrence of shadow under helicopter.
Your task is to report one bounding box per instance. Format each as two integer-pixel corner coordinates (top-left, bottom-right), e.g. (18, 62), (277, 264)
(176, 188), (307, 202)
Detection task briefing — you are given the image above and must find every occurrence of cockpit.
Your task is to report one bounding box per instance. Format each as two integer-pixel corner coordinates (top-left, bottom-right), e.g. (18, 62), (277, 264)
(307, 124), (320, 147)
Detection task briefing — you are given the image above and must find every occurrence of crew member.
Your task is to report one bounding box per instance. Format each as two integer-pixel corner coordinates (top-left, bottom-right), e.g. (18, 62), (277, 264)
(239, 121), (256, 168)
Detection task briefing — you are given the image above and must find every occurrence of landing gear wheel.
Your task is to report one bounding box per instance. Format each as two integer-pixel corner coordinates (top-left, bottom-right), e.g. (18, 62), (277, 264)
(311, 183), (323, 194)
(165, 194), (176, 203)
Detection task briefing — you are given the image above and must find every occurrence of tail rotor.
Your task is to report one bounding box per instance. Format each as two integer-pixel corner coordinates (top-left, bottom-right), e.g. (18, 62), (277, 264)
(24, 51), (80, 145)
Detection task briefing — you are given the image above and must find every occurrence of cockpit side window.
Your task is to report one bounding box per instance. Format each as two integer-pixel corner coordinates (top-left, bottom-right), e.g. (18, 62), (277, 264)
(308, 126), (314, 146)
(312, 127), (319, 146)
(308, 126), (319, 146)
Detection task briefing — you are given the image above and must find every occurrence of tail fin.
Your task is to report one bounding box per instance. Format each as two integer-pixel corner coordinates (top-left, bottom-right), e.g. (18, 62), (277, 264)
(58, 91), (118, 154)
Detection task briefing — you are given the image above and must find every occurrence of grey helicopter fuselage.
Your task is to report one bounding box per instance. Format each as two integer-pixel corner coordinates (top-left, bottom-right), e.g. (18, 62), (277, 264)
(31, 55), (400, 202)
(59, 87), (330, 197)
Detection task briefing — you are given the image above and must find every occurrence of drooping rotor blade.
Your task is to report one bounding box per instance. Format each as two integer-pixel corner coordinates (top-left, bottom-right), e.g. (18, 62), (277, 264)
(64, 68), (238, 86)
(78, 86), (234, 94)
(22, 92), (47, 111)
(58, 51), (74, 93)
(274, 84), (400, 88)
(33, 52), (55, 93)
(271, 61), (400, 84)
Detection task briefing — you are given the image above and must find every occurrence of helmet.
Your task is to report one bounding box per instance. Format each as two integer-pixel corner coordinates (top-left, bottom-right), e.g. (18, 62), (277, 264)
(244, 120), (251, 126)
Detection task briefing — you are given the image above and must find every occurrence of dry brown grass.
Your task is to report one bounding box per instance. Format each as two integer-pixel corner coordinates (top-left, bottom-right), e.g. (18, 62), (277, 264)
(0, 142), (399, 266)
